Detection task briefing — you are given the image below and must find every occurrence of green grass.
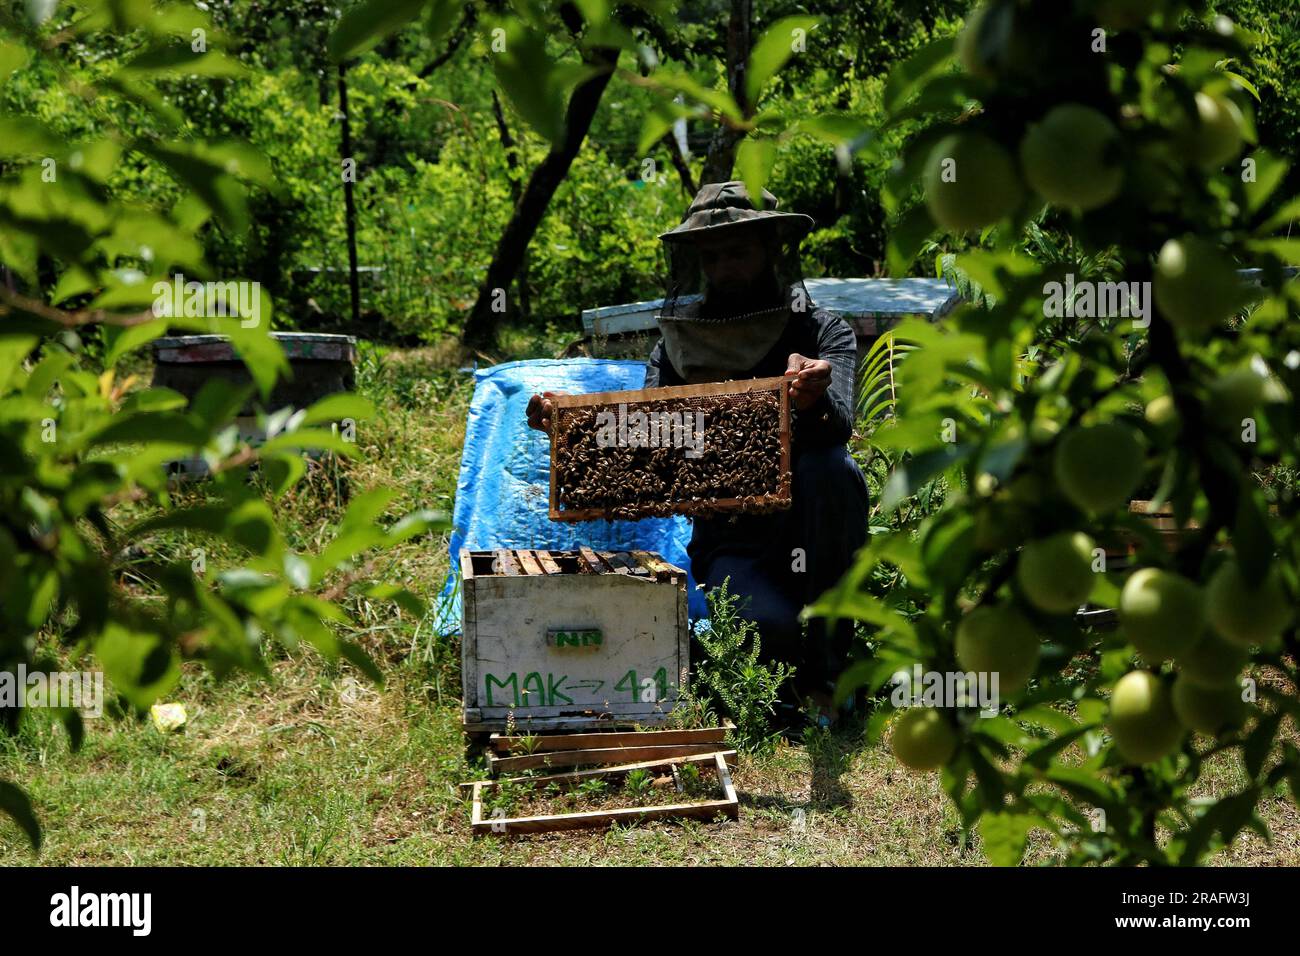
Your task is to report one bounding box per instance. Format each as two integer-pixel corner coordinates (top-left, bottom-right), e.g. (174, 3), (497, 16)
(2, 338), (1297, 866)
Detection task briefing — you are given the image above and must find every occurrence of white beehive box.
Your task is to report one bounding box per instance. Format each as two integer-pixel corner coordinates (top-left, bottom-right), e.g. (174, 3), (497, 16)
(460, 548), (689, 734)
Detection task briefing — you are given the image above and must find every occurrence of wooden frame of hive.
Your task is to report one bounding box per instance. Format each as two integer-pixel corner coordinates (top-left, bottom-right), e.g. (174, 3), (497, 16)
(547, 376), (792, 522)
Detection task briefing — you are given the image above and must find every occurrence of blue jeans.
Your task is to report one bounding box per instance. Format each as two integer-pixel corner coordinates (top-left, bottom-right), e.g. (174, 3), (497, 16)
(689, 444), (870, 694)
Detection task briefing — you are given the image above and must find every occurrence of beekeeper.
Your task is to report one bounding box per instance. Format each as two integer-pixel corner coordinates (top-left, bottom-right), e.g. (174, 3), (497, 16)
(528, 181), (870, 725)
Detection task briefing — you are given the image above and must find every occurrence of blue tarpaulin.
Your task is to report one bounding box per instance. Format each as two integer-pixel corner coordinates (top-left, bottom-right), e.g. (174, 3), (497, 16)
(437, 358), (705, 634)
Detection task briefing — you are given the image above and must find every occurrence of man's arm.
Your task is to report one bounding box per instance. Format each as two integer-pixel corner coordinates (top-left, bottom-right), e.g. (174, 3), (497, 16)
(644, 338), (681, 388)
(794, 311), (857, 448)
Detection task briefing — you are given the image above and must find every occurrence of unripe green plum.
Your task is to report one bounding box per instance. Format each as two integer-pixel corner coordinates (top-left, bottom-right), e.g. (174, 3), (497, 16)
(1053, 422), (1145, 514)
(955, 604), (1041, 694)
(923, 133), (1023, 232)
(1208, 365), (1267, 430)
(1144, 395), (1178, 431)
(891, 708), (957, 771)
(1020, 104), (1124, 210)
(1108, 670), (1185, 763)
(956, 4), (994, 78)
(1120, 568), (1206, 662)
(1206, 559), (1293, 647)
(1175, 630), (1248, 687)
(956, 2), (1035, 79)
(1154, 236), (1244, 335)
(1018, 531), (1097, 614)
(1177, 92), (1245, 169)
(1171, 673), (1247, 733)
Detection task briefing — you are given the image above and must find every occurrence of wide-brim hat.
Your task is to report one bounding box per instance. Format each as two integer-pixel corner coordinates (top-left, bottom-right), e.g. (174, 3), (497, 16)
(658, 180), (815, 244)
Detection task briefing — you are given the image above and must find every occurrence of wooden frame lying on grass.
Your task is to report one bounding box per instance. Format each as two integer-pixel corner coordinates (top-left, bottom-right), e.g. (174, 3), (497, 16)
(486, 742), (737, 776)
(469, 751), (739, 836)
(487, 721), (734, 754)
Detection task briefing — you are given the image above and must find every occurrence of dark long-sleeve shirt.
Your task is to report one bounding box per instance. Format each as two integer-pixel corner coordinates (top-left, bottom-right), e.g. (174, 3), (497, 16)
(643, 307), (857, 450)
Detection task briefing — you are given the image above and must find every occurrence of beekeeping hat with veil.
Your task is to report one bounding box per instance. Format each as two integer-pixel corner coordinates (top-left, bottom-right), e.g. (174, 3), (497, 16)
(656, 180), (816, 383)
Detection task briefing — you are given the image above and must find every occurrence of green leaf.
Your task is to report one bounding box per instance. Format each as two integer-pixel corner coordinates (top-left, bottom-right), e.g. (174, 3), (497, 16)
(383, 509), (449, 544)
(1243, 151), (1289, 215)
(0, 334), (41, 391)
(735, 137), (777, 209)
(979, 811), (1037, 866)
(189, 378), (254, 431)
(299, 393), (375, 427)
(424, 0), (461, 49)
(492, 23), (601, 143)
(883, 36), (955, 115)
(138, 142), (249, 234)
(328, 0), (427, 62)
(954, 249), (1039, 300)
(806, 588), (916, 642)
(1243, 712), (1282, 780)
(260, 455), (306, 499)
(881, 443), (973, 514)
(794, 113), (872, 148)
(919, 510), (976, 589)
(120, 44), (249, 78)
(218, 315), (285, 401)
(23, 350), (73, 399)
(744, 16), (819, 106)
(1041, 764), (1117, 804)
(1022, 726), (1092, 770)
(365, 583), (427, 618)
(637, 99), (693, 156)
(118, 387), (188, 413)
(339, 639), (383, 684)
(89, 411), (210, 448)
(885, 203), (936, 278)
(128, 504), (232, 539)
(648, 70), (743, 124)
(1176, 789), (1261, 865)
(258, 428), (358, 457)
(1247, 237), (1300, 265)
(1232, 487), (1274, 584)
(0, 39), (31, 81)
(94, 622), (180, 710)
(1221, 70), (1260, 102)
(1258, 194), (1300, 234)
(0, 780), (41, 851)
(0, 116), (61, 158)
(103, 319), (169, 367)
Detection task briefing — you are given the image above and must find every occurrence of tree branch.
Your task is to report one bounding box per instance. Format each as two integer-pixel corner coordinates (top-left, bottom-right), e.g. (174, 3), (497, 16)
(0, 286), (158, 328)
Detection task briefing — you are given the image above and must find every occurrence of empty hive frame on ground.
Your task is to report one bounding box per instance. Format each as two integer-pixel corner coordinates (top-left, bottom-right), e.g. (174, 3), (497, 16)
(548, 376), (792, 522)
(468, 750), (739, 836)
(482, 722), (737, 776)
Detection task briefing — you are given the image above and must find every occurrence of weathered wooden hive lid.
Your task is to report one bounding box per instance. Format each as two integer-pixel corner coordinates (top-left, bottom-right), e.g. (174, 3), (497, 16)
(152, 332), (357, 364)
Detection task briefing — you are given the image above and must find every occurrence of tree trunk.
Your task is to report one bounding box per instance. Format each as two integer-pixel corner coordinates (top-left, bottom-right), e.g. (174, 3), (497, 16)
(337, 63), (361, 330)
(491, 90), (531, 318)
(461, 45), (617, 351)
(662, 130), (697, 197)
(699, 0), (753, 186)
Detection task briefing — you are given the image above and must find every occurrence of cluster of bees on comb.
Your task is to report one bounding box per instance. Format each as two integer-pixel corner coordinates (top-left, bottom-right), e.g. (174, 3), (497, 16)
(553, 391), (789, 520)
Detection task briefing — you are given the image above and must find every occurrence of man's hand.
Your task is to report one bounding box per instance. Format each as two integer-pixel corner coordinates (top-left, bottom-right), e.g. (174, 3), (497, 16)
(526, 391), (563, 433)
(784, 354), (832, 412)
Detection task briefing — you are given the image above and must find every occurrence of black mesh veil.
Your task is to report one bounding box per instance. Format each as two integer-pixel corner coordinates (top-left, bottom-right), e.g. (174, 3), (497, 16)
(657, 220), (814, 323)
(654, 217), (816, 383)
